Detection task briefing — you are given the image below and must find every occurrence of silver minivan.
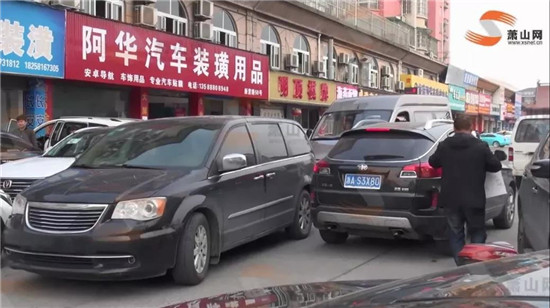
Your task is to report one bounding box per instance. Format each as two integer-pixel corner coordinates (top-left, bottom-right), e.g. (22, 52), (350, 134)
(309, 95), (452, 159)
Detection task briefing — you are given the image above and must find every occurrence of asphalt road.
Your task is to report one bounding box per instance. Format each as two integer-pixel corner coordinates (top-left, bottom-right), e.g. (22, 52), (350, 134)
(0, 215), (518, 308)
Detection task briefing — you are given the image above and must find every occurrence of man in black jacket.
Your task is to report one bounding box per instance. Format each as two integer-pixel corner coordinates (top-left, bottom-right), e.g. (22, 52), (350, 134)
(429, 116), (502, 263)
(13, 114), (38, 148)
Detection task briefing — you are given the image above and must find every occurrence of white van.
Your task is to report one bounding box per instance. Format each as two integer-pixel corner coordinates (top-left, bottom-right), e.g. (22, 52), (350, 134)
(309, 95), (452, 159)
(510, 115), (550, 184)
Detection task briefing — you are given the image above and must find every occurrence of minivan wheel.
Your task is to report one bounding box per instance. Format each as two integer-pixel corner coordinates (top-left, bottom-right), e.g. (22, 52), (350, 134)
(493, 190), (515, 229)
(320, 229), (348, 244)
(286, 190), (312, 240)
(171, 213), (210, 285)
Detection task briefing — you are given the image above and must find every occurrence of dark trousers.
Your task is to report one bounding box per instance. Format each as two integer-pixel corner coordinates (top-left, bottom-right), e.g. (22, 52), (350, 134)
(446, 207), (487, 264)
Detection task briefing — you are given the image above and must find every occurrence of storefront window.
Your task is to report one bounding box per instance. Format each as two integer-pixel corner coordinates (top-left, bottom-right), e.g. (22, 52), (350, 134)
(293, 35), (310, 75)
(261, 25), (281, 69)
(156, 0), (188, 36)
(52, 82), (129, 118)
(213, 8), (237, 48)
(0, 89), (23, 132)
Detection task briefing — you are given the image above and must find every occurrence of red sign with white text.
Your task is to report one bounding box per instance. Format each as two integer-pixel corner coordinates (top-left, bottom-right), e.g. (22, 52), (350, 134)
(478, 93), (492, 115)
(65, 12), (268, 99)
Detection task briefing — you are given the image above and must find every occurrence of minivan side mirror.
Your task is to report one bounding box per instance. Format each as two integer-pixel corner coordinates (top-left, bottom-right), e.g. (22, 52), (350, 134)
(219, 154), (247, 173)
(306, 129), (313, 138)
(494, 150), (507, 161)
(531, 159), (550, 179)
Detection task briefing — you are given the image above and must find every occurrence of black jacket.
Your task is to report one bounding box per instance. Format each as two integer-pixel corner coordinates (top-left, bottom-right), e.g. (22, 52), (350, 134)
(429, 133), (502, 209)
(13, 128), (38, 149)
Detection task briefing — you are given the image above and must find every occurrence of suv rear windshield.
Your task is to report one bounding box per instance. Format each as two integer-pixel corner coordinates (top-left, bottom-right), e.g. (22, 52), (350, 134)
(515, 119), (550, 143)
(312, 110), (392, 139)
(329, 132), (434, 161)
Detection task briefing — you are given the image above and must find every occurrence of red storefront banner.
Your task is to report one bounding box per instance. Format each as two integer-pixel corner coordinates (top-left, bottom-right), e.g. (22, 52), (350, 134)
(65, 12), (268, 99)
(465, 90), (479, 115)
(478, 93), (492, 115)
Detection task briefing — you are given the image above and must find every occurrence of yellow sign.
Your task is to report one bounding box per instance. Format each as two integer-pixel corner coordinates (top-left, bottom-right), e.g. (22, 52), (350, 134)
(401, 74), (449, 96)
(268, 71), (338, 105)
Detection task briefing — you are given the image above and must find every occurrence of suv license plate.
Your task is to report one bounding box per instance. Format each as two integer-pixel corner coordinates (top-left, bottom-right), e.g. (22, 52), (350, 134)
(344, 174), (382, 190)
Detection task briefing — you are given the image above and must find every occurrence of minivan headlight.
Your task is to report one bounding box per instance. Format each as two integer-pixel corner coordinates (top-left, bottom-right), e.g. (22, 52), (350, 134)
(112, 197), (166, 221)
(12, 194), (27, 215)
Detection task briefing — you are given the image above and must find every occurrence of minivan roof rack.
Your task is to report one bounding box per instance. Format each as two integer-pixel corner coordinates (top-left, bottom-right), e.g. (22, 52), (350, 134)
(424, 119), (454, 130)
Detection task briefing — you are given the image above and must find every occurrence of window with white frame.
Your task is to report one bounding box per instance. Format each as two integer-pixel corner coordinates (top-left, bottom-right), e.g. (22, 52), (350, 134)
(293, 35), (310, 75)
(349, 58), (359, 84)
(156, 0), (188, 36)
(417, 0), (428, 17)
(359, 0), (379, 10)
(213, 8), (237, 48)
(369, 66), (379, 88)
(82, 0), (124, 21)
(261, 25), (281, 69)
(402, 0), (412, 14)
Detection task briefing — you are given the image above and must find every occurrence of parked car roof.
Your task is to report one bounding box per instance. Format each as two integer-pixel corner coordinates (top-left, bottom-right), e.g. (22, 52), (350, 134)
(325, 95), (451, 113)
(342, 121), (453, 142)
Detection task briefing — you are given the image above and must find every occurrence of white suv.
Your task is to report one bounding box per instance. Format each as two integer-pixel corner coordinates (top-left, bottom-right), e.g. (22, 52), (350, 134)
(510, 115), (550, 186)
(34, 117), (136, 151)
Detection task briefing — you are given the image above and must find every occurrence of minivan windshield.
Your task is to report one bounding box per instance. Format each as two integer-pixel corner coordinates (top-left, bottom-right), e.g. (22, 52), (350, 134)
(74, 122), (221, 169)
(312, 110), (392, 139)
(43, 130), (107, 158)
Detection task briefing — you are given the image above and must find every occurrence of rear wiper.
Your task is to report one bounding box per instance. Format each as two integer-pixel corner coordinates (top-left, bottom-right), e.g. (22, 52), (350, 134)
(363, 155), (405, 160)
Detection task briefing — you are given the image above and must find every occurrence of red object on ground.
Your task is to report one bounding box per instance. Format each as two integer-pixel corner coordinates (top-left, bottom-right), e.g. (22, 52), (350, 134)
(457, 242), (518, 265)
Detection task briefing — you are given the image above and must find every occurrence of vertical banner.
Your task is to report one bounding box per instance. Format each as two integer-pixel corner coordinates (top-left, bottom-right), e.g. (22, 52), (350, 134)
(23, 78), (48, 129)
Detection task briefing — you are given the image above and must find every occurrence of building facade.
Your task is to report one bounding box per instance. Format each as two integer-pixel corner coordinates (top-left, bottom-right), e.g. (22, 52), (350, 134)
(1, 0), (450, 131)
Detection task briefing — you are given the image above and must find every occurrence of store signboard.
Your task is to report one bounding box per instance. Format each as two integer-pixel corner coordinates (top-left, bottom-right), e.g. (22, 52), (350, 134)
(0, 1), (65, 78)
(400, 75), (448, 97)
(336, 84), (359, 99)
(465, 90), (479, 115)
(478, 93), (492, 115)
(514, 93), (522, 118)
(65, 12), (268, 99)
(269, 71), (337, 105)
(448, 85), (466, 112)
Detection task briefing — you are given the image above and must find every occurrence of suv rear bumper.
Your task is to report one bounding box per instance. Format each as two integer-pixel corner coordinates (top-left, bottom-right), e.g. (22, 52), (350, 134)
(312, 206), (448, 240)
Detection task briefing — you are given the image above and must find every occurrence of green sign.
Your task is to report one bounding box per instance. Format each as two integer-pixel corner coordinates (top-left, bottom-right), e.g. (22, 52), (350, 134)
(448, 84), (466, 112)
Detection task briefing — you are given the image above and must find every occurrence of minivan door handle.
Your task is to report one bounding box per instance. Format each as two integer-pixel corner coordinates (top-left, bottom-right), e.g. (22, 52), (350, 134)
(253, 175), (265, 181)
(266, 172), (276, 179)
(532, 186), (539, 194)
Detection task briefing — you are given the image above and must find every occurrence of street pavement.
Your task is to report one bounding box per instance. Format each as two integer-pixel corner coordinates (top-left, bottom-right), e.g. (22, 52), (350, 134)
(1, 216), (518, 308)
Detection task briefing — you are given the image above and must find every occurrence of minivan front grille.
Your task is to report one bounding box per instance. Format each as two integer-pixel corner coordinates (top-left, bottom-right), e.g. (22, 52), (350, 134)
(26, 202), (107, 233)
(0, 178), (39, 200)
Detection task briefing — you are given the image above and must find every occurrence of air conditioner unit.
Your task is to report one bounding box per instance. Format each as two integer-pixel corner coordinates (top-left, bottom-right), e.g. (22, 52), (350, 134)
(416, 68), (424, 77)
(50, 0), (80, 8)
(193, 22), (213, 41)
(396, 81), (405, 91)
(338, 53), (350, 65)
(381, 66), (391, 77)
(285, 54), (299, 69)
(135, 6), (157, 27)
(381, 77), (391, 89)
(313, 61), (327, 75)
(194, 0), (214, 20)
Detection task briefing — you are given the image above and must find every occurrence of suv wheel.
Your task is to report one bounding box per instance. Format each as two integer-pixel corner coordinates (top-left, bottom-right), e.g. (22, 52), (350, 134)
(493, 189), (515, 229)
(320, 229), (348, 244)
(286, 190), (312, 240)
(171, 213), (210, 285)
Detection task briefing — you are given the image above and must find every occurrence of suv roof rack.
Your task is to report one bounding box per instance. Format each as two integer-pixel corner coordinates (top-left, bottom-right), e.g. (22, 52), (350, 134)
(424, 119), (454, 130)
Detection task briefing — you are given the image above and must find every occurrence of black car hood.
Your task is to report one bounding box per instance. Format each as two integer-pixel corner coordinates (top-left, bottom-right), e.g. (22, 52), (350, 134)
(22, 167), (191, 204)
(166, 251), (550, 308)
(164, 280), (394, 308)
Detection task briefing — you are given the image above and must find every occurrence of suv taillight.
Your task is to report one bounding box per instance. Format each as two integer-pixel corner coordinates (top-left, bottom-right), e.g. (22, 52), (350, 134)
(400, 163), (442, 179)
(508, 147), (514, 162)
(313, 160), (331, 175)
